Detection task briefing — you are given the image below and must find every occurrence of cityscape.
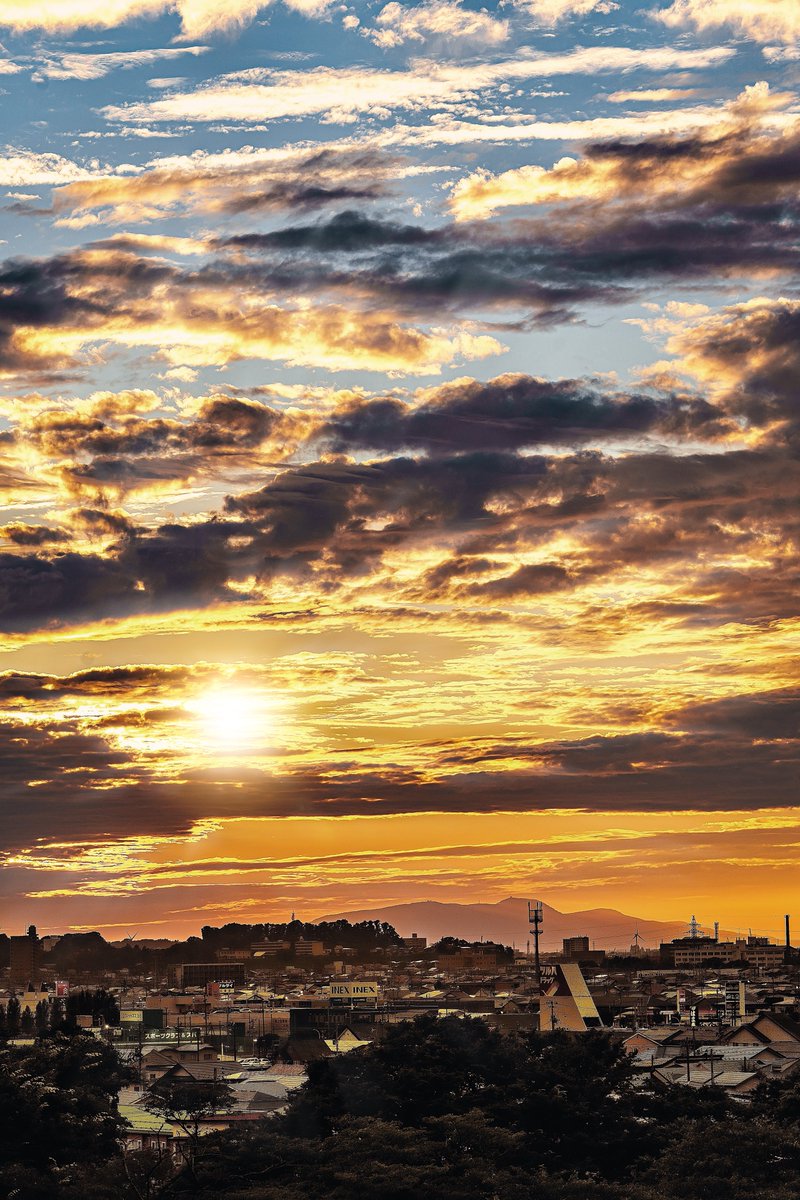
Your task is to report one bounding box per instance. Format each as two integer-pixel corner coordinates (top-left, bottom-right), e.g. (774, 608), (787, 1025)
(4, 902), (800, 1194)
(0, 0), (798, 1195)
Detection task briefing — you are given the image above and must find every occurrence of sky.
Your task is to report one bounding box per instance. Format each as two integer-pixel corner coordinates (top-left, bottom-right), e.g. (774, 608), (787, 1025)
(0, 0), (797, 942)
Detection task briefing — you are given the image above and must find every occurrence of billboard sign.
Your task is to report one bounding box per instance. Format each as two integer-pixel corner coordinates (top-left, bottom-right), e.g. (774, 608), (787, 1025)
(325, 982), (380, 1000)
(54, 980), (70, 998)
(120, 1009), (144, 1024)
(207, 980), (236, 999)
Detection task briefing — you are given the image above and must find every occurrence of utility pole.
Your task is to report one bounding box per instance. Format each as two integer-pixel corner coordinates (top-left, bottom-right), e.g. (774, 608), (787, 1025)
(136, 1018), (144, 1084)
(528, 900), (543, 991)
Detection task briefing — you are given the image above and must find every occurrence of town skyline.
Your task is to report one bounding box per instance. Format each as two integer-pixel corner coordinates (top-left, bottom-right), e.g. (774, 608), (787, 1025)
(4, 893), (795, 946)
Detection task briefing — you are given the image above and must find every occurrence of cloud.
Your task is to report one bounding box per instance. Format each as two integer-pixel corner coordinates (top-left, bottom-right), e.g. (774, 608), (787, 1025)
(379, 101), (789, 149)
(0, 0), (333, 39)
(0, 347), (791, 637)
(448, 83), (796, 219)
(0, 663), (195, 700)
(654, 295), (800, 430)
(52, 145), (402, 227)
(607, 88), (699, 103)
(315, 372), (733, 454)
(655, 0), (800, 45)
(669, 688), (800, 740)
(8, 95), (800, 396)
(0, 522), (71, 546)
(363, 0), (509, 49)
(0, 682), (797, 861)
(100, 46), (735, 125)
(0, 245), (504, 381)
(18, 391), (300, 499)
(0, 150), (125, 187)
(512, 0), (618, 23)
(33, 45), (209, 82)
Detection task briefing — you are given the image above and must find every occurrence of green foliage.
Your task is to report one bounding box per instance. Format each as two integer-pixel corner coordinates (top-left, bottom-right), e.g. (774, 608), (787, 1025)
(0, 1034), (130, 1199)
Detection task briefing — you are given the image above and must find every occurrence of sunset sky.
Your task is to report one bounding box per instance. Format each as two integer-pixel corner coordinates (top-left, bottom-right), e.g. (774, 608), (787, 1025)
(0, 0), (797, 941)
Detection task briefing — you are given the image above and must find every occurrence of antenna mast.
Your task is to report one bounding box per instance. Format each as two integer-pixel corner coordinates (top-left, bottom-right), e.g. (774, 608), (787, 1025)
(528, 899), (543, 990)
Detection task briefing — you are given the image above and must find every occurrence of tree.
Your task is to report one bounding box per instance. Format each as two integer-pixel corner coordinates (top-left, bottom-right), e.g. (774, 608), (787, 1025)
(283, 1012), (521, 1136)
(0, 1034), (130, 1199)
(143, 1075), (235, 1177)
(35, 999), (50, 1035)
(6, 995), (21, 1036)
(633, 1115), (800, 1200)
(282, 1015), (650, 1178)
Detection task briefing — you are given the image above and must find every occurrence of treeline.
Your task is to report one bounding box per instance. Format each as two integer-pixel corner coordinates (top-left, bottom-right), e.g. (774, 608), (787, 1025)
(4, 1015), (800, 1199)
(428, 935), (515, 960)
(200, 919), (403, 954)
(0, 988), (119, 1037)
(2, 919), (402, 980)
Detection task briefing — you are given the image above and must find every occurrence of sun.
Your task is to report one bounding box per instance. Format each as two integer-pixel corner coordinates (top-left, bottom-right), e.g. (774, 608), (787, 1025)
(187, 687), (274, 751)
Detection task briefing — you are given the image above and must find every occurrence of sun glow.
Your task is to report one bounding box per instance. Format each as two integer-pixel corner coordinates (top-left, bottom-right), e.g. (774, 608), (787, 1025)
(187, 686), (275, 751)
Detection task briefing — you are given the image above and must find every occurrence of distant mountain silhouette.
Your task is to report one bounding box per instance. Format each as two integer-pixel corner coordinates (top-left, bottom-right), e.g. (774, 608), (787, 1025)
(318, 896), (713, 950)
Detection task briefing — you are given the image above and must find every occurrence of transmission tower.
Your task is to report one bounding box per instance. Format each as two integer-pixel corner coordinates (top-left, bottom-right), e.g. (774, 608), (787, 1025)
(528, 899), (543, 990)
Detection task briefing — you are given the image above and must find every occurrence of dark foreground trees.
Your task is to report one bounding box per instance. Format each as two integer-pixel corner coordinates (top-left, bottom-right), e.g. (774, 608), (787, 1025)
(165, 1016), (800, 1200)
(0, 1034), (129, 1199)
(3, 1015), (800, 1199)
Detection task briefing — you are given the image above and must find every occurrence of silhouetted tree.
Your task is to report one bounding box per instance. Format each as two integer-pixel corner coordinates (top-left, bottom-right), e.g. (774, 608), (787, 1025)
(35, 1000), (50, 1035)
(0, 1034), (130, 1199)
(143, 1075), (235, 1181)
(6, 996), (20, 1036)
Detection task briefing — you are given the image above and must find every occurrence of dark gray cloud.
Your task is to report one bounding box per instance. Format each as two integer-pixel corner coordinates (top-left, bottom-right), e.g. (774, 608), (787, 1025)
(315, 374), (732, 453)
(0, 433), (796, 632)
(0, 685), (797, 856)
(0, 522), (70, 546)
(0, 664), (194, 699)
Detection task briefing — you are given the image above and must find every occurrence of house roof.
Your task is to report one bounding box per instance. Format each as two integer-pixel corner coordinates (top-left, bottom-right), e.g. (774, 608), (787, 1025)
(159, 1061), (240, 1082)
(119, 1105), (181, 1136)
(722, 1013), (800, 1045)
(323, 1028), (372, 1054)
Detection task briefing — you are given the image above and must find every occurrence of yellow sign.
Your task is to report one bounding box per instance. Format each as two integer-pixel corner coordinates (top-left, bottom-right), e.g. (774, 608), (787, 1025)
(120, 1009), (144, 1023)
(325, 983), (379, 1000)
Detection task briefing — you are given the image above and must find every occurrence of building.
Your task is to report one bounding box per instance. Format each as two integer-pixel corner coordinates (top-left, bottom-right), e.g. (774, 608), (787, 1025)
(9, 926), (42, 988)
(539, 963), (603, 1031)
(167, 963), (247, 989)
(438, 945), (504, 972)
(402, 933), (427, 953)
(295, 939), (325, 957)
(722, 1012), (800, 1049)
(251, 941), (290, 957)
(660, 936), (718, 967)
(668, 937), (785, 970)
(562, 936), (605, 965)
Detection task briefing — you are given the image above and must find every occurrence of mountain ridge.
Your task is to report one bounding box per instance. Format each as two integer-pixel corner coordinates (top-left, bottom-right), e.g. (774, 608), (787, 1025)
(317, 896), (715, 950)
